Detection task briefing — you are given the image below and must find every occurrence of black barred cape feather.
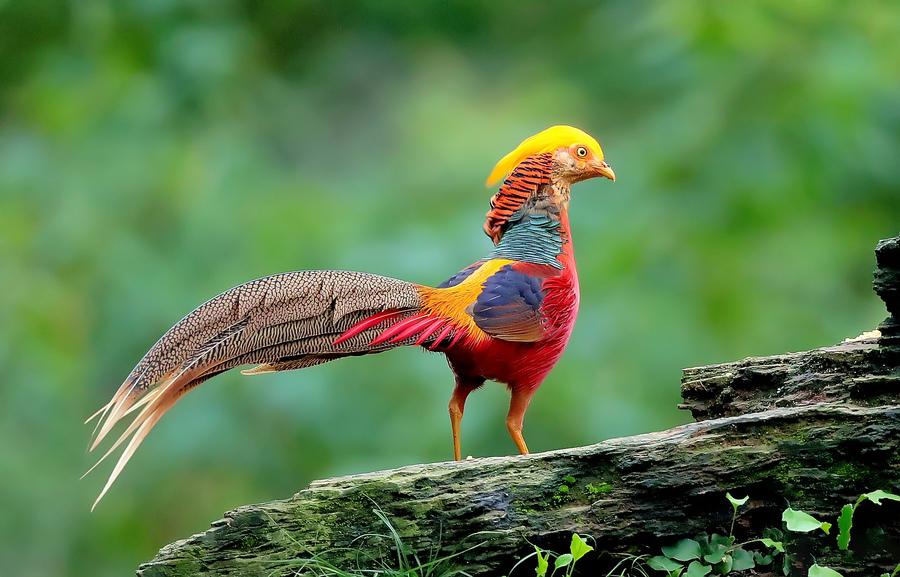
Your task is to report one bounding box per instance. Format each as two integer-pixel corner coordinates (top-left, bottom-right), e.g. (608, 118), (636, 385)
(483, 153), (552, 244)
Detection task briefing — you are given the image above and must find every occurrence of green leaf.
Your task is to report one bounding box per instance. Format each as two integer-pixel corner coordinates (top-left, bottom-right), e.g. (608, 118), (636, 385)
(569, 534), (593, 562)
(648, 556), (683, 572)
(763, 527), (784, 541)
(662, 539), (703, 561)
(837, 503), (854, 550)
(554, 553), (573, 570)
(686, 561), (712, 577)
(709, 534), (733, 549)
(753, 550), (774, 566)
(761, 538), (785, 552)
(713, 554), (733, 575)
(783, 508), (832, 534)
(809, 564), (844, 577)
(535, 547), (548, 577)
(863, 490), (900, 505)
(563, 475), (575, 484)
(703, 543), (728, 564)
(726, 493), (749, 508)
(732, 548), (755, 571)
(694, 533), (711, 553)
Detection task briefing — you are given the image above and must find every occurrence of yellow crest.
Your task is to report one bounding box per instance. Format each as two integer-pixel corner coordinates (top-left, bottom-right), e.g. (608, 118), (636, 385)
(486, 125), (604, 187)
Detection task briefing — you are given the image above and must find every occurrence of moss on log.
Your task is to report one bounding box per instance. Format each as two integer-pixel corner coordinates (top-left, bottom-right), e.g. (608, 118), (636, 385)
(137, 234), (900, 577)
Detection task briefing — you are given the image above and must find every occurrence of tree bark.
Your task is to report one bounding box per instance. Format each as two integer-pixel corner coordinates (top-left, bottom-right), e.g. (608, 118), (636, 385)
(137, 234), (900, 577)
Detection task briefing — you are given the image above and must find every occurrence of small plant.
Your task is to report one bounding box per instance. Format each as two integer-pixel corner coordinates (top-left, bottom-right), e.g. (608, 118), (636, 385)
(587, 482), (613, 497)
(784, 489), (900, 577)
(552, 476), (578, 507)
(836, 490), (900, 551)
(645, 493), (782, 577)
(622, 488), (899, 577)
(306, 490), (900, 577)
(511, 534), (594, 577)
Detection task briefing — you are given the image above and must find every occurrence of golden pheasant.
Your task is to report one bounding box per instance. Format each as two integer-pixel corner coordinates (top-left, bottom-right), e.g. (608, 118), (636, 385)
(86, 125), (615, 508)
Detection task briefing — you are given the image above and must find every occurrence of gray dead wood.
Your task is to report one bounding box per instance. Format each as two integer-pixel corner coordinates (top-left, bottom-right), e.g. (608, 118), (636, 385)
(137, 234), (900, 577)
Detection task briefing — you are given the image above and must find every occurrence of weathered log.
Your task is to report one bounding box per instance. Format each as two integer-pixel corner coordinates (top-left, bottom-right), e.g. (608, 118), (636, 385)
(678, 338), (898, 422)
(137, 234), (900, 577)
(138, 404), (900, 577)
(875, 235), (900, 322)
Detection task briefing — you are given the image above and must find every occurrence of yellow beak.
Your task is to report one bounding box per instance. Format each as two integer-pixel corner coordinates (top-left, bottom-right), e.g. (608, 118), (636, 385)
(595, 160), (616, 182)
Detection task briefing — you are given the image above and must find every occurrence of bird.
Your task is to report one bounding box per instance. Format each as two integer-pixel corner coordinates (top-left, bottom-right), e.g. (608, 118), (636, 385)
(85, 125), (615, 508)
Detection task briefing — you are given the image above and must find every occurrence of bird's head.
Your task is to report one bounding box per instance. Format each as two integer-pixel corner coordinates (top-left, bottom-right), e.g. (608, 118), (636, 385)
(481, 125), (615, 244)
(486, 125), (615, 188)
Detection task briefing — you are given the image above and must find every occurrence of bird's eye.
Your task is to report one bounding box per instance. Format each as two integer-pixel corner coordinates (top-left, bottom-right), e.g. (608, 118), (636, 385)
(575, 146), (588, 158)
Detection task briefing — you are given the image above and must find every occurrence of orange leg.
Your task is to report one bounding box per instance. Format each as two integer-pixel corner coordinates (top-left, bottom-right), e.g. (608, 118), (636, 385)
(448, 380), (481, 461)
(506, 387), (536, 455)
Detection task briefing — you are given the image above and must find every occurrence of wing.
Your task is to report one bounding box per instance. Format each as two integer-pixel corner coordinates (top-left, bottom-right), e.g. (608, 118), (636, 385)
(437, 263), (481, 288)
(469, 265), (547, 343)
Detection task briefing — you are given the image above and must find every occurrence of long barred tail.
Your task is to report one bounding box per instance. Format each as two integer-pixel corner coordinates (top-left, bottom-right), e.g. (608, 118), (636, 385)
(86, 270), (423, 508)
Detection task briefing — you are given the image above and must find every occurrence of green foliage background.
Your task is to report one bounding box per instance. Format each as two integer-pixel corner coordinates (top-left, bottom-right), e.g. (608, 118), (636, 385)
(0, 1), (898, 575)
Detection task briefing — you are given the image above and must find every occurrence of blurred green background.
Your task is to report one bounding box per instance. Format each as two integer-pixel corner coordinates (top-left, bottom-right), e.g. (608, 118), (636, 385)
(1, 1), (898, 575)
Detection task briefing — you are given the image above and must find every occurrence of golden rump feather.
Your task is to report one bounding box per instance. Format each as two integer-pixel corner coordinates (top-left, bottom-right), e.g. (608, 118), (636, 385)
(485, 125), (605, 186)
